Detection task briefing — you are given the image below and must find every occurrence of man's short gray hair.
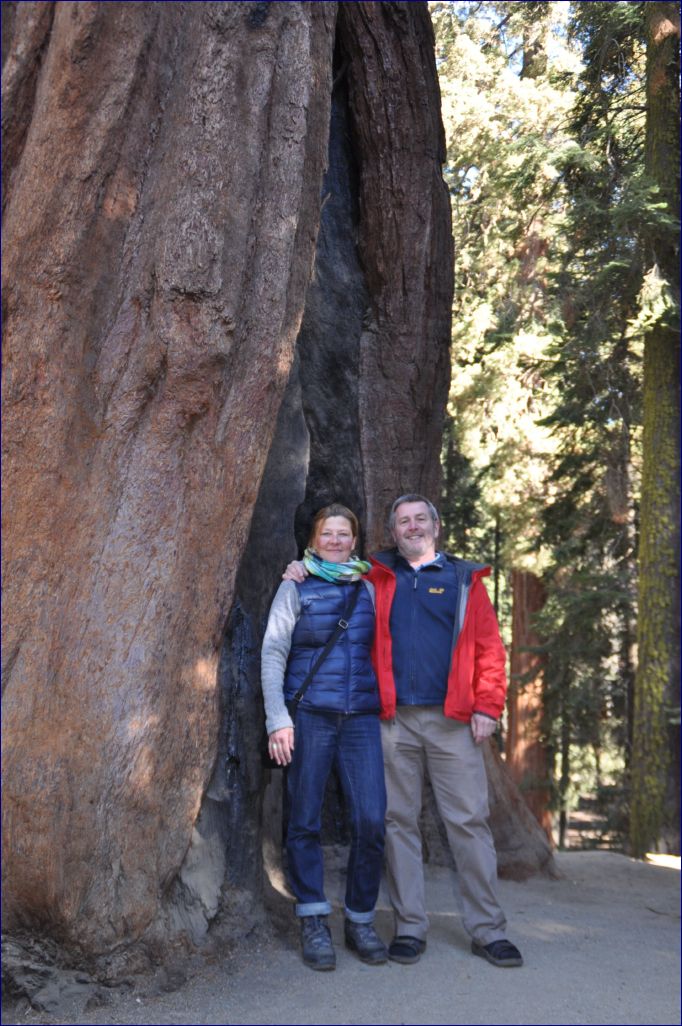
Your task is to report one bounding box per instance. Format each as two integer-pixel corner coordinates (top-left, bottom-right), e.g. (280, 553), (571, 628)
(388, 494), (440, 532)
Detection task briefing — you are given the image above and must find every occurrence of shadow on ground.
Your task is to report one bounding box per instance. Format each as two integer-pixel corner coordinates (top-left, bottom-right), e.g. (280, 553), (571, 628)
(2, 851), (680, 1026)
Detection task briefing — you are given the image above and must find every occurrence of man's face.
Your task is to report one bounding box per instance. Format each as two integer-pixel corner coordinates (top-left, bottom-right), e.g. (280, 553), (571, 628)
(391, 501), (439, 564)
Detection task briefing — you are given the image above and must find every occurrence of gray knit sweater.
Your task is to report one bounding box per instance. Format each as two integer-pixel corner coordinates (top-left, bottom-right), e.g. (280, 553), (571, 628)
(260, 578), (375, 736)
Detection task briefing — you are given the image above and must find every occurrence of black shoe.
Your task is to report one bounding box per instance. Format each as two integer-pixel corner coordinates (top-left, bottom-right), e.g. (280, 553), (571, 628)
(344, 920), (388, 965)
(300, 915), (336, 971)
(388, 934), (427, 964)
(471, 939), (523, 967)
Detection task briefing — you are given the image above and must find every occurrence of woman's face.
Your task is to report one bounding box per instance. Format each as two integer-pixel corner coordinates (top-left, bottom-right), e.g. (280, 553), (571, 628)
(312, 516), (356, 564)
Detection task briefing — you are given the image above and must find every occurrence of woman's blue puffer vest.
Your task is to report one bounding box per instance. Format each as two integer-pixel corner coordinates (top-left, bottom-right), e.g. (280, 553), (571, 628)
(284, 577), (379, 715)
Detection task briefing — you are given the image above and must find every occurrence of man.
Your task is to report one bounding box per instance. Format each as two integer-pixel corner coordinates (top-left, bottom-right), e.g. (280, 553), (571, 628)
(285, 493), (522, 968)
(368, 494), (522, 968)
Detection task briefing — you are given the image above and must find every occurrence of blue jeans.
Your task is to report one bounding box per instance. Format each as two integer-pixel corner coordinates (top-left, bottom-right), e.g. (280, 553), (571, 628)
(286, 708), (386, 922)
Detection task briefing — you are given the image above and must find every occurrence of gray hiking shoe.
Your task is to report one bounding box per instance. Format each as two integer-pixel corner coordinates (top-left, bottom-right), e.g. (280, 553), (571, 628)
(300, 915), (336, 971)
(344, 920), (388, 964)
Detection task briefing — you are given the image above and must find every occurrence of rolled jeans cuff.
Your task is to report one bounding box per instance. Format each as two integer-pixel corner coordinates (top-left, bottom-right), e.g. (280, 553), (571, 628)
(345, 906), (375, 924)
(295, 900), (332, 918)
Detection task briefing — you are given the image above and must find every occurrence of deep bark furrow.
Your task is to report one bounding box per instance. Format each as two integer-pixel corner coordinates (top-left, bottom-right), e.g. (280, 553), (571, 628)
(1, 1), (55, 212)
(337, 1), (453, 549)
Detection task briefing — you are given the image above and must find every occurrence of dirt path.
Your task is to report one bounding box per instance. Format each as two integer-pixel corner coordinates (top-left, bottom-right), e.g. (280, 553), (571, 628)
(3, 851), (680, 1026)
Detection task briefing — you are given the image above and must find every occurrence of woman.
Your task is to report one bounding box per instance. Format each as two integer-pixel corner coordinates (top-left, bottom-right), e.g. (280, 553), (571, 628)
(261, 503), (387, 971)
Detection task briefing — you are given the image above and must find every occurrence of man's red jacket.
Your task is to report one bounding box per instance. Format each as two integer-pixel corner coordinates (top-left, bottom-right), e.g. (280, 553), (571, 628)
(367, 553), (508, 724)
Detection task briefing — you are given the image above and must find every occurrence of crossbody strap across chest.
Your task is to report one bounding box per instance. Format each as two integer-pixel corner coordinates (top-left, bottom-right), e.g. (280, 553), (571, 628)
(290, 581), (362, 707)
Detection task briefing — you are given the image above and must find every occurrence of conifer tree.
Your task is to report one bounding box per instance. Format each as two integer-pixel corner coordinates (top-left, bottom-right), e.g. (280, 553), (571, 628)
(630, 1), (680, 856)
(432, 2), (678, 850)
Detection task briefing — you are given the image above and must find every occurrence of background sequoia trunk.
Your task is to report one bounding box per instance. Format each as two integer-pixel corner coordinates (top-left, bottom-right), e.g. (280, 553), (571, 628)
(506, 571), (552, 839)
(2, 0), (553, 994)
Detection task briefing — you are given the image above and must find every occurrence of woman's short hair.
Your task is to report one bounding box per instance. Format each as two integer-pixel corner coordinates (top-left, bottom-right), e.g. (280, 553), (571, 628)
(308, 503), (359, 548)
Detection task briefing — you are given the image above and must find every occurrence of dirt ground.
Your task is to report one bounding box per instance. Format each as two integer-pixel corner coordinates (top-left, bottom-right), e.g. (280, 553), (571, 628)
(2, 850), (680, 1026)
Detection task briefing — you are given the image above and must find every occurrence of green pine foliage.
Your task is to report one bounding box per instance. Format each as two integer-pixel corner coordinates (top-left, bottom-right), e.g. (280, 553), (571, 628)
(432, 1), (672, 847)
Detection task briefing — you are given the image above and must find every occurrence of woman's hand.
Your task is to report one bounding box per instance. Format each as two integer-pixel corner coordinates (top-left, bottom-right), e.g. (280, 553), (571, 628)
(268, 726), (295, 766)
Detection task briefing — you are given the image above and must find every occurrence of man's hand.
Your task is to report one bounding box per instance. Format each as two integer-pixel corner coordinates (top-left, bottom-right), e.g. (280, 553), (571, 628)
(283, 560), (308, 582)
(471, 713), (497, 745)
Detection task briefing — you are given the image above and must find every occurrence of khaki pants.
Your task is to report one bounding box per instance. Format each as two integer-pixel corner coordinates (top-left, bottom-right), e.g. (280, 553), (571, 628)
(381, 706), (507, 946)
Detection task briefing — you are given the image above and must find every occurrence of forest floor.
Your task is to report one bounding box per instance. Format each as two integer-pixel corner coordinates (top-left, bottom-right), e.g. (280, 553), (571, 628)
(2, 849), (680, 1026)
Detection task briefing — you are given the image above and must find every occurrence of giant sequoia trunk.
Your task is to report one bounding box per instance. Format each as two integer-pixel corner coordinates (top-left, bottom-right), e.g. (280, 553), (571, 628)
(2, 1), (552, 1001)
(2, 0), (337, 965)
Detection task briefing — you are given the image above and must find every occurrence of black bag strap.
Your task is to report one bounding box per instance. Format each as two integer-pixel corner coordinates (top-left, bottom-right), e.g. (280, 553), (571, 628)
(291, 582), (362, 707)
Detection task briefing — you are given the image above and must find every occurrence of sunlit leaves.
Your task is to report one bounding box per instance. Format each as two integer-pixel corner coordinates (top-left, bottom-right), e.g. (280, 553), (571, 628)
(434, 2), (648, 830)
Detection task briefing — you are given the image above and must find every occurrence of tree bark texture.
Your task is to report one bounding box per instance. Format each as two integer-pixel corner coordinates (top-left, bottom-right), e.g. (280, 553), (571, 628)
(2, 2), (550, 1000)
(2, 0), (457, 984)
(196, 0), (457, 938)
(630, 1), (680, 857)
(3, 0), (336, 957)
(507, 570), (552, 839)
(483, 742), (558, 880)
(337, 1), (453, 550)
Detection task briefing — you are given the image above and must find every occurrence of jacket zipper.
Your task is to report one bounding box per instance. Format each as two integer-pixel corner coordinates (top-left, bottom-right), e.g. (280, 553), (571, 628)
(409, 570), (418, 701)
(449, 572), (476, 663)
(345, 588), (352, 714)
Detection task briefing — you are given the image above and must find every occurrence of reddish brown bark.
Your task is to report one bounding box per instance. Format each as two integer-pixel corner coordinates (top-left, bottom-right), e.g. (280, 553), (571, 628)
(338, 2), (453, 550)
(2, 6), (553, 999)
(2, 0), (335, 953)
(484, 742), (558, 879)
(507, 570), (553, 839)
(1, 2), (55, 212)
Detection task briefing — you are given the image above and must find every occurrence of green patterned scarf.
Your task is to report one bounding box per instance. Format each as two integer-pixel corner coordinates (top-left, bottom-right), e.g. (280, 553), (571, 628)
(303, 548), (371, 583)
